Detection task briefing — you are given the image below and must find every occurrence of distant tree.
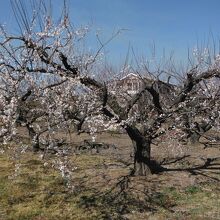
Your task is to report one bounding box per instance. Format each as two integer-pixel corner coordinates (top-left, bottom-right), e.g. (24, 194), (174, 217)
(0, 0), (219, 176)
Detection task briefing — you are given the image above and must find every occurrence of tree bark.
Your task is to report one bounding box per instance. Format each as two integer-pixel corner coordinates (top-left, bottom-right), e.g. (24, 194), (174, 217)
(188, 132), (200, 145)
(187, 121), (212, 145)
(26, 124), (40, 152)
(132, 139), (152, 176)
(125, 125), (163, 176)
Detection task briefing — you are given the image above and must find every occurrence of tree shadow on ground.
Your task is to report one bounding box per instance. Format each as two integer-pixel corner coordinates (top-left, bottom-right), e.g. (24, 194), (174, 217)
(75, 174), (177, 219)
(159, 156), (220, 181)
(73, 155), (220, 219)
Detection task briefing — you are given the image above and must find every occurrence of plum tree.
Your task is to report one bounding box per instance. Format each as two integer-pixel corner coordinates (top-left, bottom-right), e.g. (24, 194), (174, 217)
(0, 0), (219, 176)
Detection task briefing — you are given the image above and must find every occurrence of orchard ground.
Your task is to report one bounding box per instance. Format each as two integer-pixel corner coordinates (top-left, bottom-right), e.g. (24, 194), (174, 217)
(0, 130), (219, 220)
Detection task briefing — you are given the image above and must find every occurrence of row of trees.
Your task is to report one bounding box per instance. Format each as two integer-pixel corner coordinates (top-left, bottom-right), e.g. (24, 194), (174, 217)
(0, 1), (219, 176)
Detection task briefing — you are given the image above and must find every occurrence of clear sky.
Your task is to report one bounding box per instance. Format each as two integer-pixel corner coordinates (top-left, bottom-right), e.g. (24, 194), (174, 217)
(0, 0), (220, 66)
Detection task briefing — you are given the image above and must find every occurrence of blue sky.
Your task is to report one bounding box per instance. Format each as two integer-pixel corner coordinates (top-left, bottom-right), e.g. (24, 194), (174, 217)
(0, 0), (220, 66)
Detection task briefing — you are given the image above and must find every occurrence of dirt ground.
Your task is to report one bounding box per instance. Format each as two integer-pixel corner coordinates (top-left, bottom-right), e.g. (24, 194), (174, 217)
(1, 129), (220, 219)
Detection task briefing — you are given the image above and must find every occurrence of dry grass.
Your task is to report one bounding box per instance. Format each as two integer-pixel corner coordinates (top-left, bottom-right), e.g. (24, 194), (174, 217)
(0, 132), (220, 219)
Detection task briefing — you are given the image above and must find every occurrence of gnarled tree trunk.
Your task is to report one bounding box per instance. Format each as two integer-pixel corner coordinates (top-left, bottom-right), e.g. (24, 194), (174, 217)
(188, 132), (201, 145)
(187, 121), (212, 145)
(132, 138), (151, 176)
(26, 124), (40, 152)
(125, 125), (163, 176)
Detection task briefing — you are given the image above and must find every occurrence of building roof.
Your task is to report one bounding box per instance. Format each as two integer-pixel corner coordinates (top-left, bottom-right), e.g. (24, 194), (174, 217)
(120, 73), (140, 80)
